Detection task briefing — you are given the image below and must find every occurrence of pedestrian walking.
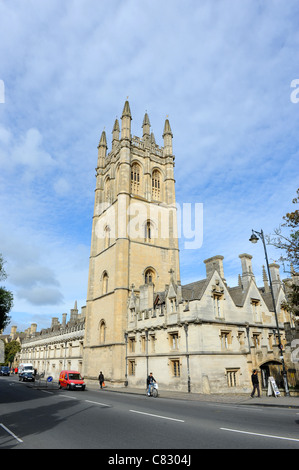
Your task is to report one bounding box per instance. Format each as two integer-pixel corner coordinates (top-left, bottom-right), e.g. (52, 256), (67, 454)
(250, 369), (260, 398)
(98, 371), (105, 389)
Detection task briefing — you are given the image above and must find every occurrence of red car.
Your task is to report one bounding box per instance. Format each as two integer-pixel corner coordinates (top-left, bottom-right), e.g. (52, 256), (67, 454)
(58, 370), (85, 391)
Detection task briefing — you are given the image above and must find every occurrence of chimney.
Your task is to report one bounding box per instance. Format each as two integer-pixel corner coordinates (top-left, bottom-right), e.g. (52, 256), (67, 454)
(51, 318), (59, 329)
(269, 263), (282, 299)
(70, 301), (78, 323)
(62, 313), (67, 328)
(204, 255), (225, 280)
(30, 323), (37, 335)
(239, 253), (255, 290)
(139, 284), (154, 311)
(10, 325), (17, 339)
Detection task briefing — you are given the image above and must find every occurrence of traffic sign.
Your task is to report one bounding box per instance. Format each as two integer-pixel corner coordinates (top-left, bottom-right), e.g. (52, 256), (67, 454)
(47, 376), (53, 383)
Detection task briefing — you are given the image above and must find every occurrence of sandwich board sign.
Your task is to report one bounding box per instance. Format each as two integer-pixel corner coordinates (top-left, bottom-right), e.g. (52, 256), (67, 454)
(267, 376), (280, 397)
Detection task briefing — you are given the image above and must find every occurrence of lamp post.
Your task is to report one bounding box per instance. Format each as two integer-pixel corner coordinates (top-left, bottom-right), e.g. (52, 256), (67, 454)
(184, 322), (191, 393)
(145, 329), (149, 378)
(249, 229), (290, 396)
(124, 332), (128, 387)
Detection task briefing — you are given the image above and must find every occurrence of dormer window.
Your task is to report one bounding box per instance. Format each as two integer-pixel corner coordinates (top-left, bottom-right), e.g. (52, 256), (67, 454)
(251, 299), (261, 322)
(130, 308), (135, 321)
(212, 280), (224, 318)
(213, 295), (222, 318)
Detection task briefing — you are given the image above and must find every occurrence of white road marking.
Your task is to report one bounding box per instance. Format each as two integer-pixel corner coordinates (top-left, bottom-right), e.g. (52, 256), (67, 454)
(0, 423), (23, 443)
(85, 400), (110, 407)
(130, 409), (184, 422)
(58, 394), (78, 400)
(221, 427), (299, 443)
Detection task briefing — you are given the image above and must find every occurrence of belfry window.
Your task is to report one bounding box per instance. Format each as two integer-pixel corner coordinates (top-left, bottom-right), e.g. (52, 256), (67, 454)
(131, 163), (141, 194)
(152, 170), (161, 200)
(105, 177), (112, 203)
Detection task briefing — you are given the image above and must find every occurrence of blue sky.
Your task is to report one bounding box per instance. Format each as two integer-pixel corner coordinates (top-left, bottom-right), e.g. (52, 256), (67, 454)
(1, 0), (299, 333)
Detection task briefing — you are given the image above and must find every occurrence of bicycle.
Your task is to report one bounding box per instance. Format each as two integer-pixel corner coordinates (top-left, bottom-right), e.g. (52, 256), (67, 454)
(146, 382), (158, 398)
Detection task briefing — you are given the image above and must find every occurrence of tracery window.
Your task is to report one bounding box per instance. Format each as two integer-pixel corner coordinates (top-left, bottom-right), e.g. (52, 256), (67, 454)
(144, 268), (155, 284)
(131, 163), (141, 194)
(152, 169), (161, 200)
(105, 177), (112, 203)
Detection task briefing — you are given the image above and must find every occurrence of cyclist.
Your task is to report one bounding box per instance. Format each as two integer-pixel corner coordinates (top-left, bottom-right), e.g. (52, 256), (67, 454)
(147, 372), (156, 396)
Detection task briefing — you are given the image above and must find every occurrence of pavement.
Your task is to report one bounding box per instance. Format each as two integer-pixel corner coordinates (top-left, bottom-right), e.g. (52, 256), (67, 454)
(94, 385), (299, 408)
(32, 379), (299, 409)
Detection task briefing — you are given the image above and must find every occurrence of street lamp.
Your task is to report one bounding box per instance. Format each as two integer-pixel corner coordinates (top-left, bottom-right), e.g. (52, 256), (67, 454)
(124, 332), (128, 387)
(249, 229), (290, 396)
(183, 322), (191, 393)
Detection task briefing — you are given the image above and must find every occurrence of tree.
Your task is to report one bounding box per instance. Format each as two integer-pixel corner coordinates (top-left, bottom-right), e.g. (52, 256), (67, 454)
(267, 188), (299, 270)
(5, 340), (21, 366)
(267, 188), (299, 317)
(0, 254), (13, 331)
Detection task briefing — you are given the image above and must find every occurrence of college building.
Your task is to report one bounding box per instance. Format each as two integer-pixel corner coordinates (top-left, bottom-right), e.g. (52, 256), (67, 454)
(16, 101), (299, 394)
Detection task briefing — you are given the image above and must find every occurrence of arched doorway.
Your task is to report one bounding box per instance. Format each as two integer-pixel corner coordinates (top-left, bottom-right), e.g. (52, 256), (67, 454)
(260, 360), (284, 388)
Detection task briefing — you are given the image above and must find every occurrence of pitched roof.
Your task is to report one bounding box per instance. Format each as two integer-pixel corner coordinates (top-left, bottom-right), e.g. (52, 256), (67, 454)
(181, 279), (209, 301)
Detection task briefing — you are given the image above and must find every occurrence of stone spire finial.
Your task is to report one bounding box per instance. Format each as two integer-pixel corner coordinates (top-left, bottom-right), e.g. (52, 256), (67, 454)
(121, 100), (132, 141)
(142, 112), (151, 139)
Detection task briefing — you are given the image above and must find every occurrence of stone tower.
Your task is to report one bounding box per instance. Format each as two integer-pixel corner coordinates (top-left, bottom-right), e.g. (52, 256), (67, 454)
(83, 101), (180, 385)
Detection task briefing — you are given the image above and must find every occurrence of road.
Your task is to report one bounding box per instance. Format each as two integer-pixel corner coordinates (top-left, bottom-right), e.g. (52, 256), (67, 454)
(0, 375), (299, 453)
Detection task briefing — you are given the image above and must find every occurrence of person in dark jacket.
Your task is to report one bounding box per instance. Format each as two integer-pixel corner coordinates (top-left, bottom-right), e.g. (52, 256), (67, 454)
(250, 369), (260, 397)
(147, 372), (156, 396)
(98, 371), (104, 389)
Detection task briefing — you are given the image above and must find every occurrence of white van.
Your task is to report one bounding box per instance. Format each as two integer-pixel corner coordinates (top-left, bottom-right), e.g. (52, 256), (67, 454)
(18, 363), (35, 375)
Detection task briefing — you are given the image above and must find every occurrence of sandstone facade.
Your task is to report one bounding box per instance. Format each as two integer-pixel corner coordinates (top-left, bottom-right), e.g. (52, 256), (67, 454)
(16, 101), (298, 393)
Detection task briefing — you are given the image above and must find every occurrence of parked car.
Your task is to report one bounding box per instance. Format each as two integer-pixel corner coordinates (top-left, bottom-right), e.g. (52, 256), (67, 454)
(19, 371), (35, 382)
(58, 370), (85, 390)
(0, 366), (10, 376)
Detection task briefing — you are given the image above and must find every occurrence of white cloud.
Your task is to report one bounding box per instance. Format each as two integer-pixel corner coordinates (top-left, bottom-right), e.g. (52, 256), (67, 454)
(9, 264), (60, 289)
(0, 125), (55, 182)
(53, 177), (71, 196)
(17, 286), (64, 306)
(0, 0), (298, 331)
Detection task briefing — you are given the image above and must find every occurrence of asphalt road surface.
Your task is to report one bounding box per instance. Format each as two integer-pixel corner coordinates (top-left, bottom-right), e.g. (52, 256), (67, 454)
(1, 375), (299, 452)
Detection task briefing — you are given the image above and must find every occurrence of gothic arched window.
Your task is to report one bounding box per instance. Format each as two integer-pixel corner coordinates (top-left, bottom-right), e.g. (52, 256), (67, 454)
(99, 320), (106, 343)
(102, 271), (109, 295)
(144, 268), (155, 285)
(105, 177), (112, 203)
(131, 163), (141, 194)
(104, 225), (111, 249)
(152, 169), (161, 200)
(145, 220), (152, 241)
